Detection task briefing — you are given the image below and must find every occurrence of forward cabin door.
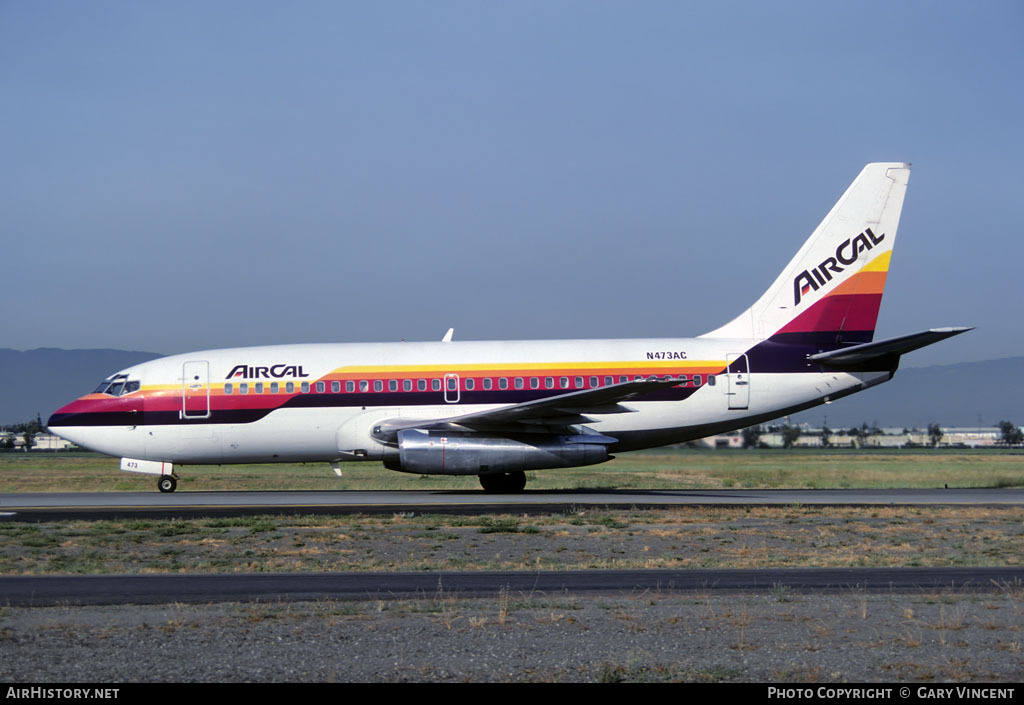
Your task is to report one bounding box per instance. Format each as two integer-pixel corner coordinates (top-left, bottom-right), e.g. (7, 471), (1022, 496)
(181, 360), (211, 419)
(725, 353), (750, 410)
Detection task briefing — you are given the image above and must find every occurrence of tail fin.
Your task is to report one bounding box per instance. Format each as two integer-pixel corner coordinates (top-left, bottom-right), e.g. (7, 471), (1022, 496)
(701, 162), (910, 346)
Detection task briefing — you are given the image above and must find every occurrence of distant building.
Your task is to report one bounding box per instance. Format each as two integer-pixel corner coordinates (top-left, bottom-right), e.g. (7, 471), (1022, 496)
(722, 426), (1007, 449)
(1, 432), (76, 451)
(694, 434), (744, 449)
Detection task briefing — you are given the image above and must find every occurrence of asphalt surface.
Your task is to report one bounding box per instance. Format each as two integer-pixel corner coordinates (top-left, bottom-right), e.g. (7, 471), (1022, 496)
(4, 566), (1024, 607)
(4, 487), (1023, 521)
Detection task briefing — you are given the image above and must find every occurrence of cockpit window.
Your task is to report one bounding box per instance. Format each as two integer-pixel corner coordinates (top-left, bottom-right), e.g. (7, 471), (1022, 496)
(93, 375), (139, 396)
(93, 379), (116, 394)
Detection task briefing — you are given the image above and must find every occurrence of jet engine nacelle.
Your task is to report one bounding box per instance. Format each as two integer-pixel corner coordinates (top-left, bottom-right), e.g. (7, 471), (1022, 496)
(385, 428), (610, 475)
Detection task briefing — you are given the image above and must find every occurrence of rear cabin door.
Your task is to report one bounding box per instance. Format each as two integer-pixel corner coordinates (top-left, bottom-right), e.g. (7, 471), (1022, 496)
(725, 353), (750, 410)
(181, 360), (211, 419)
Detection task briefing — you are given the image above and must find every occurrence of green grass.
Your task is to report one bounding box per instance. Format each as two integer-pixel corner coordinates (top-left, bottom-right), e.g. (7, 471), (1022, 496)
(1, 447), (1022, 493)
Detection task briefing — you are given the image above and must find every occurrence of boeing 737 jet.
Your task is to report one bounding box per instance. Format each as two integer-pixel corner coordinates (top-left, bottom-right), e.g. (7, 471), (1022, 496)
(49, 163), (970, 492)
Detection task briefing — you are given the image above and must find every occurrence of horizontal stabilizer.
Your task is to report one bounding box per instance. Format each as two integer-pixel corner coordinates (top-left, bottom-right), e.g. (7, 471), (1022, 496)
(808, 327), (973, 366)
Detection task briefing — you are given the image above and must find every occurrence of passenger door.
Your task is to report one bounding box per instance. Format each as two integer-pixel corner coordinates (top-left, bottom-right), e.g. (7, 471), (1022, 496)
(181, 360), (211, 419)
(725, 353), (750, 410)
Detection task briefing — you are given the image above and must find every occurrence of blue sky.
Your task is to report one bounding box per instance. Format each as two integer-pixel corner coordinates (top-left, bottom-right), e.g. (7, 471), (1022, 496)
(3, 1), (1021, 365)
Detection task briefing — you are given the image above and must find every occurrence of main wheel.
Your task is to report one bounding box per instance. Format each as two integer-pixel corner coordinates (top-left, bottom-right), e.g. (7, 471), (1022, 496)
(478, 471), (527, 493)
(157, 475), (177, 493)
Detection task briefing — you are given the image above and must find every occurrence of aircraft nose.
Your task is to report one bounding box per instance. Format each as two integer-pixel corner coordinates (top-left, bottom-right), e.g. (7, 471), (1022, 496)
(47, 396), (105, 450)
(48, 399), (82, 429)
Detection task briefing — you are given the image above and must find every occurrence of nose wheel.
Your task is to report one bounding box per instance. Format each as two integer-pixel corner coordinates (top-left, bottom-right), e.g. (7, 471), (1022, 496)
(157, 475), (178, 493)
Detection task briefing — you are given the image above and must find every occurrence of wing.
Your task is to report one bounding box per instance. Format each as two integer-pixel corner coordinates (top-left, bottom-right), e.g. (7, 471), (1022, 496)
(371, 377), (686, 442)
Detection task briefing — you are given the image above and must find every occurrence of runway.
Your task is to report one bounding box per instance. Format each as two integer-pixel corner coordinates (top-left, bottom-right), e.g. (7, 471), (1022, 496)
(2, 487), (1023, 521)
(4, 489), (1022, 608)
(5, 566), (1024, 607)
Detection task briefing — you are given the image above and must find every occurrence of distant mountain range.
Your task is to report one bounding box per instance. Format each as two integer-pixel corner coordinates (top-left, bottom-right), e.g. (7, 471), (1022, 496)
(2, 348), (1021, 430)
(789, 357), (1024, 430)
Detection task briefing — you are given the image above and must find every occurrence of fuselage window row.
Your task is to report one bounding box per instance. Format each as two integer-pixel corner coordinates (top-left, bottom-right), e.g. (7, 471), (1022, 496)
(220, 373), (705, 395)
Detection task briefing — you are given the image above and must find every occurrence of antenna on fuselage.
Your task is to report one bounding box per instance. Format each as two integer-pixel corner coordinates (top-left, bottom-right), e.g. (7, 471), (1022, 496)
(441, 328), (454, 343)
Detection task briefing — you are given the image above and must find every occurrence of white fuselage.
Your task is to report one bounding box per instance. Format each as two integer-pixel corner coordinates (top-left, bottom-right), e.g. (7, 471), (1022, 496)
(50, 336), (885, 466)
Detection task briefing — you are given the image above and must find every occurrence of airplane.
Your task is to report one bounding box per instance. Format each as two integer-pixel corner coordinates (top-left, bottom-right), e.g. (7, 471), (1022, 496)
(48, 162), (971, 493)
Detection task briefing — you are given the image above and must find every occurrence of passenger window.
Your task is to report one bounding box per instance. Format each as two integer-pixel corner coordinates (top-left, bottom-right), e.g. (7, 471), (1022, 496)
(432, 379), (441, 391)
(559, 377), (569, 388)
(530, 377), (539, 390)
(374, 380), (383, 392)
(389, 380), (398, 392)
(482, 378), (492, 390)
(693, 375), (703, 387)
(590, 376), (599, 388)
(331, 381), (340, 393)
(499, 378), (509, 390)
(574, 377), (583, 388)
(605, 376), (613, 386)
(678, 375), (689, 386)
(544, 377), (554, 389)
(240, 383), (249, 395)
(301, 382), (310, 393)
(446, 377), (457, 391)
(620, 376), (628, 384)
(271, 382), (279, 393)
(316, 381), (325, 393)
(465, 378), (475, 391)
(360, 380), (369, 392)
(346, 381), (355, 392)
(418, 379), (427, 392)
(224, 383), (233, 395)
(255, 382), (264, 394)
(286, 382), (295, 393)
(403, 380), (412, 392)
(514, 378), (524, 390)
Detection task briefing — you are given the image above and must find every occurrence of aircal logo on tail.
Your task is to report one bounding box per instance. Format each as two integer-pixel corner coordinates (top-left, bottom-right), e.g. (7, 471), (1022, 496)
(793, 228), (885, 306)
(225, 364), (310, 379)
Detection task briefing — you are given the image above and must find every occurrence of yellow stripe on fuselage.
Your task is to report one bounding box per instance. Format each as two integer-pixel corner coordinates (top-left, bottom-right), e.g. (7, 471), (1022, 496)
(330, 360), (725, 376)
(125, 360), (727, 396)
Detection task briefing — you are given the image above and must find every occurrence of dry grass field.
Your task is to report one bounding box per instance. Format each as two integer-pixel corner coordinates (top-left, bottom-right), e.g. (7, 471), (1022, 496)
(2, 504), (1023, 576)
(2, 447), (1022, 493)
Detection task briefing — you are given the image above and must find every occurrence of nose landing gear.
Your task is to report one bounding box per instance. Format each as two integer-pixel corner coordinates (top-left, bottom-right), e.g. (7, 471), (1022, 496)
(157, 475), (178, 493)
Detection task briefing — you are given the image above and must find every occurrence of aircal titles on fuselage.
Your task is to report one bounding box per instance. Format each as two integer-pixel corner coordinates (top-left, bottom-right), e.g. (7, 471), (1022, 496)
(225, 364), (310, 380)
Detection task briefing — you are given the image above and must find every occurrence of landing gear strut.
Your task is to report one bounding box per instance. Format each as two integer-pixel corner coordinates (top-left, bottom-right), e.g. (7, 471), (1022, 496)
(478, 471), (527, 493)
(157, 475), (178, 493)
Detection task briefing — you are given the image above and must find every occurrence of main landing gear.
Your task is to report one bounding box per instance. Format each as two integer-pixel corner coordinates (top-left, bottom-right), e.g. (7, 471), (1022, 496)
(157, 475), (178, 493)
(478, 471), (527, 493)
